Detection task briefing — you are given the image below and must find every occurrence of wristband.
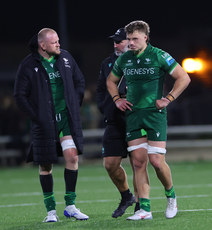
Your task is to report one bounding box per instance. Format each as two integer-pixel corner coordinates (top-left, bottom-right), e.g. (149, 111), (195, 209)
(166, 94), (175, 102)
(114, 97), (121, 103)
(112, 94), (119, 100)
(112, 95), (120, 102)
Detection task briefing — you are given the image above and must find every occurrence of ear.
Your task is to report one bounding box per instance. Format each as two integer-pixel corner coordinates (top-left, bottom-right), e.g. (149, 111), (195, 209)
(40, 42), (46, 51)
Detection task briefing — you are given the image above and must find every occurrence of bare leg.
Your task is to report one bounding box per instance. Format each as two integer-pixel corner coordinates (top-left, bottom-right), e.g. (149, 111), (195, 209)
(103, 156), (129, 192)
(148, 141), (173, 190)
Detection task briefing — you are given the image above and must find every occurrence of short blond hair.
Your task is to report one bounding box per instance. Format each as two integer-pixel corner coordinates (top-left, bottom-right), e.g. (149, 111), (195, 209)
(125, 20), (150, 43)
(38, 28), (57, 43)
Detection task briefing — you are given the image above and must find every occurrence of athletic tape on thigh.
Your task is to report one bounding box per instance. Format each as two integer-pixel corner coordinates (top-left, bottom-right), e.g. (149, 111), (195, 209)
(127, 143), (148, 152)
(148, 145), (166, 154)
(61, 139), (76, 151)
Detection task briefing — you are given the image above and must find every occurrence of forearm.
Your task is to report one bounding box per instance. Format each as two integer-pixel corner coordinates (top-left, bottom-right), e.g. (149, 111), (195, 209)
(106, 74), (119, 99)
(168, 65), (191, 100)
(156, 65), (191, 110)
(168, 75), (191, 100)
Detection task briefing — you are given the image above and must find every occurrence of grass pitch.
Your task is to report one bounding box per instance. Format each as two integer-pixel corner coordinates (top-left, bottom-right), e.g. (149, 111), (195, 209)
(0, 160), (212, 230)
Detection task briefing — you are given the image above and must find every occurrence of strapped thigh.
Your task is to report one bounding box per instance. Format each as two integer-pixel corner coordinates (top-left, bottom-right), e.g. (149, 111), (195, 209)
(61, 139), (76, 151)
(148, 145), (166, 154)
(127, 143), (148, 152)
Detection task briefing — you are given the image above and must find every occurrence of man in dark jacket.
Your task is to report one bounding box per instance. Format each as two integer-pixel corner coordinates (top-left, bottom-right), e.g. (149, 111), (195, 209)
(96, 28), (138, 218)
(14, 28), (88, 222)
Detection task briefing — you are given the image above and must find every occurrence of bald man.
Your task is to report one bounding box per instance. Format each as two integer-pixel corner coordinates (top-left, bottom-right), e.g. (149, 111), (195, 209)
(14, 28), (89, 222)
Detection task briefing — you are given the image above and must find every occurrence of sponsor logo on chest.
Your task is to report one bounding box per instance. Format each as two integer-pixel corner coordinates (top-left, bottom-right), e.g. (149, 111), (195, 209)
(124, 67), (155, 76)
(124, 57), (155, 76)
(49, 70), (61, 80)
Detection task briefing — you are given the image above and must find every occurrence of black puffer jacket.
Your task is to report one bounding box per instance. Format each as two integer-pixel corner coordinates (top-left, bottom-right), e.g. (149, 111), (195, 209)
(14, 40), (85, 164)
(96, 53), (126, 126)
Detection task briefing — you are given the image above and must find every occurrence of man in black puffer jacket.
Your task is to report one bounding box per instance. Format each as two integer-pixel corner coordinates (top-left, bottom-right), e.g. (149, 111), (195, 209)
(14, 28), (88, 222)
(96, 28), (139, 218)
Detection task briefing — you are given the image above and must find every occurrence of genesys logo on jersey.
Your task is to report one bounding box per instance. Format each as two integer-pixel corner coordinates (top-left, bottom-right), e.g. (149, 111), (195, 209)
(123, 67), (155, 76)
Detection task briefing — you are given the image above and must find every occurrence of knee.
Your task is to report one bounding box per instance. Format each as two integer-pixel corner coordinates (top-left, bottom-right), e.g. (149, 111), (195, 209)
(132, 157), (148, 170)
(103, 158), (120, 174)
(65, 150), (78, 165)
(149, 156), (162, 170)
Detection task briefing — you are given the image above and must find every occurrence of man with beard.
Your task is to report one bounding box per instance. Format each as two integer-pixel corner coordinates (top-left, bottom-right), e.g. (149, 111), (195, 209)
(14, 28), (89, 222)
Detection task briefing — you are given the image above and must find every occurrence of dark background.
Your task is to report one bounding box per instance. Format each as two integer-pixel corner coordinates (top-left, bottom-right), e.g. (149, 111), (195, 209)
(0, 0), (212, 135)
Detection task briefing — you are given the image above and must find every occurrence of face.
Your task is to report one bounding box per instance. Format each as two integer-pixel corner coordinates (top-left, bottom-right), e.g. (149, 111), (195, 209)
(41, 32), (61, 56)
(114, 39), (128, 55)
(127, 30), (147, 52)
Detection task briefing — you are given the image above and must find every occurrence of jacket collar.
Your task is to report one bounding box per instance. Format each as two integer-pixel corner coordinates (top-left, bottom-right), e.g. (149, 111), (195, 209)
(32, 51), (60, 62)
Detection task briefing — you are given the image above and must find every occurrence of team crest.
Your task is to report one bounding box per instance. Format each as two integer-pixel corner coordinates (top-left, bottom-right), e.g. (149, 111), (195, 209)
(63, 58), (71, 68)
(156, 132), (160, 138)
(144, 58), (151, 64)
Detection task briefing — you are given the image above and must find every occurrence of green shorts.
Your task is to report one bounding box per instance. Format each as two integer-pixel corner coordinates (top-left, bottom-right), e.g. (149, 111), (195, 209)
(55, 110), (71, 138)
(126, 108), (167, 142)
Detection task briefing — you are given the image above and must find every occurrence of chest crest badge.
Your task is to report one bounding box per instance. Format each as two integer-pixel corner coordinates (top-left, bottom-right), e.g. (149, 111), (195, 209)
(144, 58), (151, 64)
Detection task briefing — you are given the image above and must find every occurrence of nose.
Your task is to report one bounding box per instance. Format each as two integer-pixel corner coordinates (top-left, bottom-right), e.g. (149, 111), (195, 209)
(57, 41), (60, 47)
(128, 40), (133, 46)
(128, 40), (134, 48)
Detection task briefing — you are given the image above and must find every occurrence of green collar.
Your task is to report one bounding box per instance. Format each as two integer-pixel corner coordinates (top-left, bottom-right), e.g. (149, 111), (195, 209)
(136, 43), (151, 58)
(39, 54), (55, 63)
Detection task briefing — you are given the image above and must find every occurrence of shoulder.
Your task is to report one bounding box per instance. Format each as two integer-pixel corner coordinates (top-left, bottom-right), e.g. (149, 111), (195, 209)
(148, 44), (165, 56)
(121, 50), (134, 59)
(101, 53), (117, 68)
(20, 53), (35, 65)
(149, 45), (176, 67)
(149, 45), (173, 60)
(149, 45), (177, 71)
(59, 49), (74, 61)
(102, 55), (113, 66)
(58, 49), (79, 68)
(17, 53), (39, 72)
(116, 50), (133, 64)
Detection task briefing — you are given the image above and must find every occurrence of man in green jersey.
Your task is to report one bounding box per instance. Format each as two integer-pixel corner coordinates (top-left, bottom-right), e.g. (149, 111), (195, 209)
(107, 20), (191, 220)
(14, 28), (88, 222)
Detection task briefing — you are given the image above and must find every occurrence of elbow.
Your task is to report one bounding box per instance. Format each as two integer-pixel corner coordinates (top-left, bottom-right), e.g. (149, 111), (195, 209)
(106, 77), (111, 92)
(186, 74), (191, 87)
(106, 77), (110, 88)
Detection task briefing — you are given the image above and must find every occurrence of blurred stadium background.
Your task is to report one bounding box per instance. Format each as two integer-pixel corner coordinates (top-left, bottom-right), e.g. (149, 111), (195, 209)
(0, 0), (212, 166)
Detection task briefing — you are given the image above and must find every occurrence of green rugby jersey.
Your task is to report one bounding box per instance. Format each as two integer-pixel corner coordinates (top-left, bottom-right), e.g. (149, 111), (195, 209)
(112, 44), (178, 110)
(40, 56), (66, 113)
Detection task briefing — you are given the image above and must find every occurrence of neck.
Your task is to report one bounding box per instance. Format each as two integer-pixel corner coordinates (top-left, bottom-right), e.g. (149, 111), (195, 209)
(38, 49), (53, 60)
(134, 43), (148, 56)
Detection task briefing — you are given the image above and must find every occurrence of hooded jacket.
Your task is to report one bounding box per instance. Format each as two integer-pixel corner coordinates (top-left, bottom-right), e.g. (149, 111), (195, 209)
(96, 53), (126, 127)
(14, 37), (85, 164)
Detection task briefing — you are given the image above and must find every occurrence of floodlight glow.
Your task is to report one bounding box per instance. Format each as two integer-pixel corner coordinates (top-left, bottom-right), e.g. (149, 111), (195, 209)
(182, 58), (204, 73)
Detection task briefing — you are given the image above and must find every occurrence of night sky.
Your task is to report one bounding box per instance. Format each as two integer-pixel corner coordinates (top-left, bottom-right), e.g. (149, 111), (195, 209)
(1, 1), (211, 43)
(1, 0), (212, 85)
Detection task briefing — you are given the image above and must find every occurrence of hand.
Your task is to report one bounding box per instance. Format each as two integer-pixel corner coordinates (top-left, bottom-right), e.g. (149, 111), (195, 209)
(115, 98), (133, 111)
(156, 97), (170, 110)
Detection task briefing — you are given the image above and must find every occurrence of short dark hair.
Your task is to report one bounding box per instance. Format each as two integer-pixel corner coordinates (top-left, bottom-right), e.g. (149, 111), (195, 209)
(125, 20), (150, 43)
